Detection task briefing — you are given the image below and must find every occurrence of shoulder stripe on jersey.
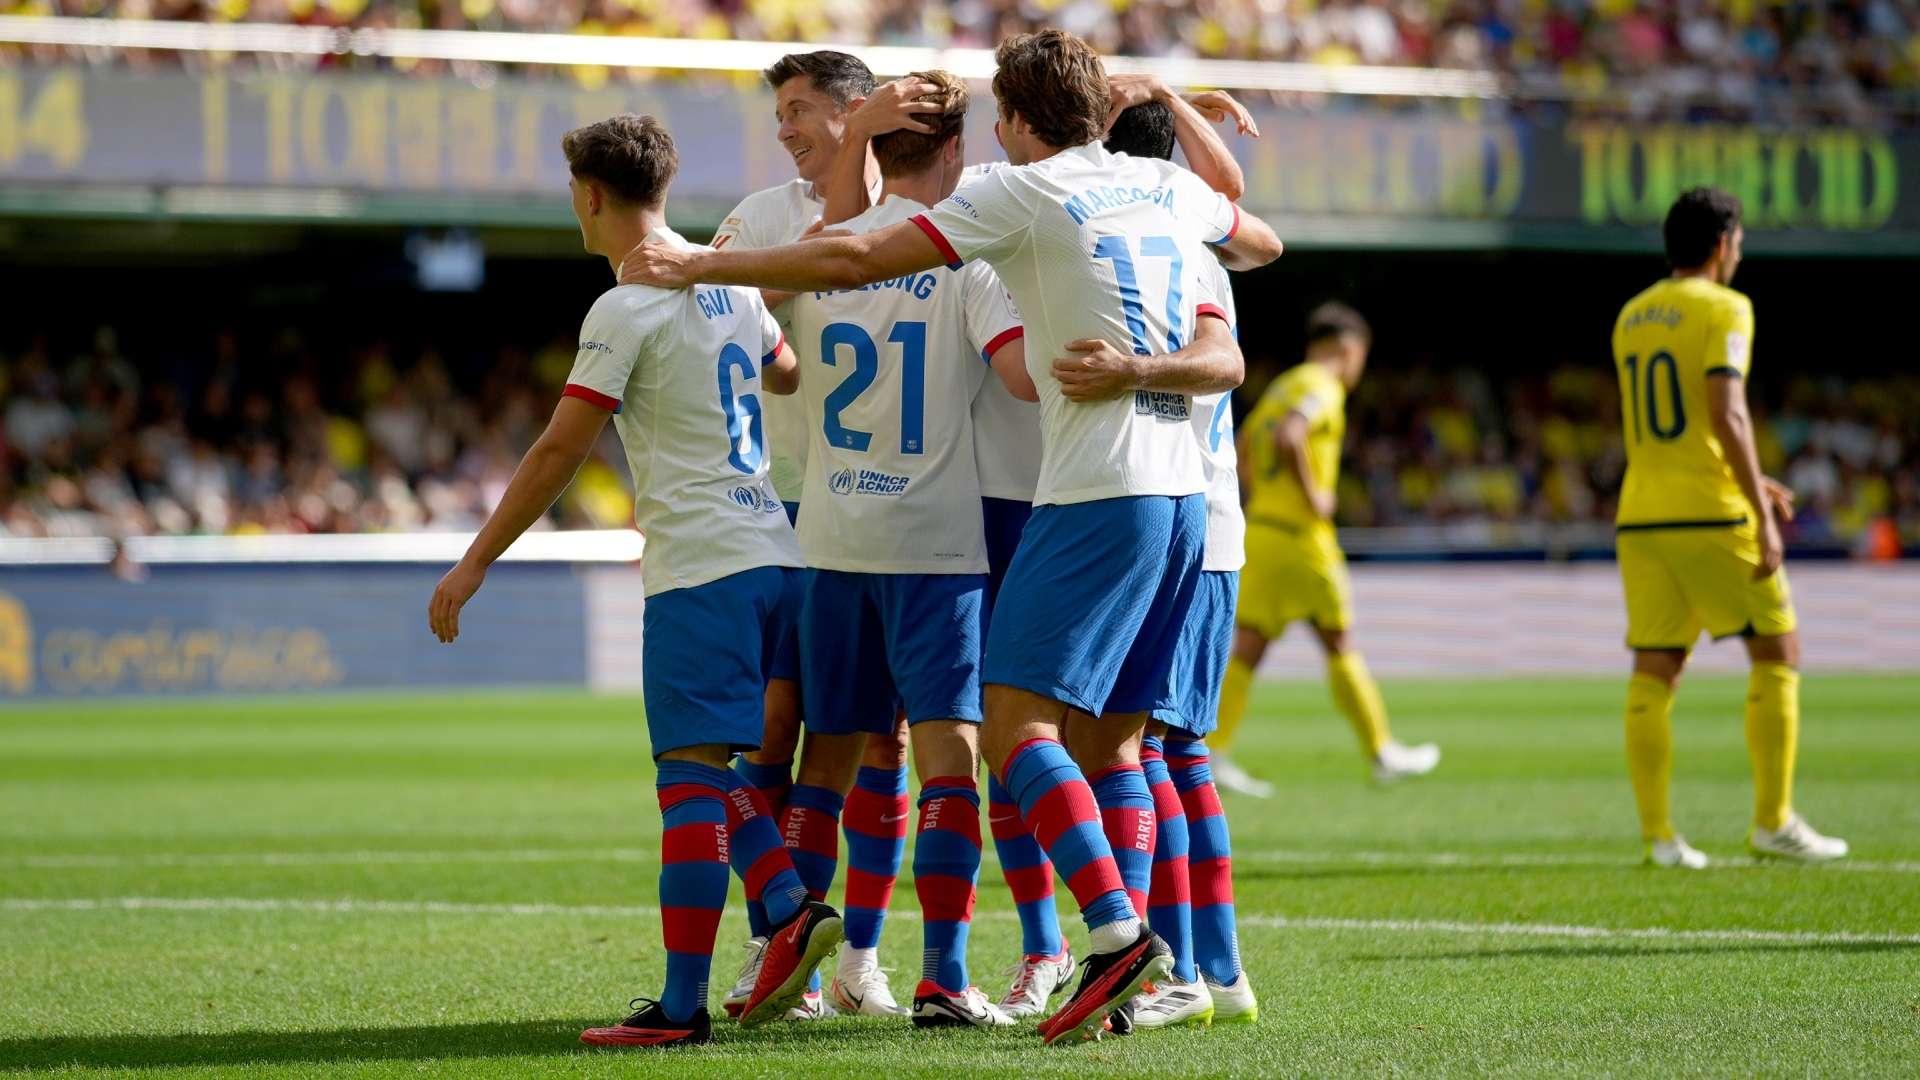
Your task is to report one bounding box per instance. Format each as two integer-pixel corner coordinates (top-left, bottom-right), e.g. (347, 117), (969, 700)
(909, 214), (964, 270)
(1705, 365), (1743, 378)
(1208, 203), (1242, 246)
(980, 326), (1024, 364)
(763, 334), (785, 366)
(563, 383), (622, 414)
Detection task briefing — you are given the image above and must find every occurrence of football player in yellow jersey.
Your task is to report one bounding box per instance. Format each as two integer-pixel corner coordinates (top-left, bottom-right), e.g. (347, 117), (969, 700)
(1612, 187), (1847, 868)
(1209, 303), (1441, 794)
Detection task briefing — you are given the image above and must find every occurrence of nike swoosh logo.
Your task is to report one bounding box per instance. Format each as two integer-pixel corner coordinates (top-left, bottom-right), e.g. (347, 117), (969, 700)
(988, 814), (1021, 825)
(880, 813), (908, 823)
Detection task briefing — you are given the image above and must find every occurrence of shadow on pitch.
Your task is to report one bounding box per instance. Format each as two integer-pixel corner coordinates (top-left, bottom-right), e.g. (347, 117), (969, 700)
(0, 1017), (610, 1071)
(1346, 940), (1919, 963)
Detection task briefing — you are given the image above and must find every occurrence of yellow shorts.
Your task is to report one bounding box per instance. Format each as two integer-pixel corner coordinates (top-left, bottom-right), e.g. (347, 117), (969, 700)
(1237, 519), (1352, 637)
(1616, 522), (1797, 650)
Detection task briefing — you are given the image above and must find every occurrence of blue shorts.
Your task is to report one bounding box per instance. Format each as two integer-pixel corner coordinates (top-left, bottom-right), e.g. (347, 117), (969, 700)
(1152, 570), (1239, 736)
(983, 493), (1206, 717)
(800, 570), (987, 735)
(981, 497), (1033, 612)
(642, 565), (798, 757)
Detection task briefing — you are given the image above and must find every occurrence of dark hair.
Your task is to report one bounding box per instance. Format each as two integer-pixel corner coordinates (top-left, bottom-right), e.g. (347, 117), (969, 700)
(992, 30), (1108, 150)
(1305, 302), (1371, 348)
(561, 114), (677, 207)
(1103, 101), (1176, 160)
(763, 51), (875, 108)
(871, 71), (968, 178)
(1664, 186), (1743, 270)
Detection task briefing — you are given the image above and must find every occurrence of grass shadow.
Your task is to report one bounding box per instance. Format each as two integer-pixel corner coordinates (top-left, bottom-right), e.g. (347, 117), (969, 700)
(0, 1017), (603, 1072)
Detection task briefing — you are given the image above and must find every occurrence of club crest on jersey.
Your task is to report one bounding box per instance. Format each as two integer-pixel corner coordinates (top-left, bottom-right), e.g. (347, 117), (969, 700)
(828, 466), (910, 497)
(1134, 390), (1192, 421)
(730, 485), (783, 513)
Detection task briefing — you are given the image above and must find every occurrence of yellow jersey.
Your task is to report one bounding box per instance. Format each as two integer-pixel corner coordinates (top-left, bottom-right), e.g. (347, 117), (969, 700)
(1612, 277), (1755, 528)
(1244, 361), (1346, 530)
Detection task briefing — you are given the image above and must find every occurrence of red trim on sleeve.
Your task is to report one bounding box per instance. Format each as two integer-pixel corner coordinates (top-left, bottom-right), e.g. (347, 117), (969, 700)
(1196, 303), (1229, 323)
(563, 383), (622, 414)
(979, 325), (1025, 364)
(763, 334), (785, 366)
(909, 213), (964, 270)
(1210, 202), (1241, 246)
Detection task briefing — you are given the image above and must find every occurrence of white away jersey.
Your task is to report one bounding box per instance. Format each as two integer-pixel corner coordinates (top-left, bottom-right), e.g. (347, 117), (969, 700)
(958, 164), (1043, 503)
(562, 227), (802, 597)
(714, 177), (882, 504)
(914, 142), (1239, 506)
(1193, 255), (1245, 572)
(790, 195), (1024, 573)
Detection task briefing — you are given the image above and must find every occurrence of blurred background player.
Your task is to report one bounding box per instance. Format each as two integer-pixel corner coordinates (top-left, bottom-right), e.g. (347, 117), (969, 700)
(426, 114), (839, 1047)
(1213, 303), (1442, 794)
(786, 70), (1033, 1028)
(710, 50), (917, 1022)
(1099, 97), (1257, 1031)
(1612, 187), (1849, 869)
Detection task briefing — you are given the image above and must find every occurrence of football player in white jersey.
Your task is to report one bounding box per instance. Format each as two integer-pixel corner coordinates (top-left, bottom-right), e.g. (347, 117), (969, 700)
(817, 74), (1263, 1023)
(787, 70), (1037, 1029)
(711, 51), (919, 1022)
(617, 30), (1284, 1043)
(426, 115), (841, 1048)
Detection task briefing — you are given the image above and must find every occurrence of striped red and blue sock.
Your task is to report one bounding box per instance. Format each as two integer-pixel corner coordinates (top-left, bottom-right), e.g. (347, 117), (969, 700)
(655, 761), (734, 1022)
(914, 775), (982, 994)
(986, 772), (1064, 958)
(1000, 738), (1134, 934)
(1165, 735), (1243, 984)
(780, 784), (844, 901)
(1089, 762), (1155, 921)
(1141, 735), (1196, 983)
(841, 764), (908, 951)
(731, 756), (792, 937)
(722, 773), (808, 932)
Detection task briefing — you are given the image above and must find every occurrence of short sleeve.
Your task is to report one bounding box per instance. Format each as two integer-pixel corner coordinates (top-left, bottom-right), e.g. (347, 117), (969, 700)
(1705, 296), (1755, 379)
(756, 295), (785, 364)
(912, 166), (1033, 270)
(563, 289), (653, 414)
(1193, 259), (1231, 326)
(710, 194), (757, 251)
(960, 262), (1024, 364)
(1156, 162), (1241, 247)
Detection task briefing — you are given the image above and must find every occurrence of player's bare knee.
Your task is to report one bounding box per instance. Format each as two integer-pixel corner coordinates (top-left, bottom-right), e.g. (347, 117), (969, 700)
(795, 731), (864, 792)
(1065, 711), (1144, 774)
(980, 684), (1066, 780)
(1313, 624), (1350, 655)
(1749, 632), (1801, 668)
(659, 743), (732, 769)
(1231, 626), (1267, 666)
(861, 721), (908, 769)
(910, 719), (979, 782)
(1632, 648), (1688, 688)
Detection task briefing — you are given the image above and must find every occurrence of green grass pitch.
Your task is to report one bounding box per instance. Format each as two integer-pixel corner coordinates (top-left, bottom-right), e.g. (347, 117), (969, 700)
(3, 675), (1917, 1078)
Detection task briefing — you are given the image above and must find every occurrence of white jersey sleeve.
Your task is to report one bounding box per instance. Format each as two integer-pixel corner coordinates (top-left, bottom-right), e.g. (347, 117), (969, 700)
(1192, 255), (1244, 572)
(563, 289), (660, 412)
(913, 166), (1036, 269)
(960, 262), (1024, 362)
(756, 295), (786, 359)
(1147, 159), (1243, 248)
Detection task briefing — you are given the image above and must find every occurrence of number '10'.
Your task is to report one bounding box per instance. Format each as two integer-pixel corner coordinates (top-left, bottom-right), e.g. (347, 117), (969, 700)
(1622, 350), (1687, 442)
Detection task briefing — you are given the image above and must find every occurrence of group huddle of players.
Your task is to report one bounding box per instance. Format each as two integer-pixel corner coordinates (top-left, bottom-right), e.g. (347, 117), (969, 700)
(425, 26), (1848, 1052)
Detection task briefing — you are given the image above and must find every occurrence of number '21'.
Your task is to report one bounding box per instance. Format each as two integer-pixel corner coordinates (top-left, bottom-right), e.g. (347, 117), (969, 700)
(1622, 350), (1687, 442)
(819, 321), (927, 455)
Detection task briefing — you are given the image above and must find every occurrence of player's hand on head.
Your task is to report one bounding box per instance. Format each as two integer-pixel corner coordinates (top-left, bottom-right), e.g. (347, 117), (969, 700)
(851, 77), (944, 137)
(1052, 338), (1139, 402)
(428, 560), (486, 643)
(618, 239), (697, 290)
(1188, 91), (1260, 137)
(1106, 73), (1168, 129)
(1761, 476), (1796, 523)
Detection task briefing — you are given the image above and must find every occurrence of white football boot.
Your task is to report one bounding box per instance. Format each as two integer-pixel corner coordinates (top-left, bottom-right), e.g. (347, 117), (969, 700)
(829, 947), (910, 1017)
(912, 983), (1016, 1028)
(1209, 756), (1275, 799)
(1204, 971), (1259, 1024)
(785, 987), (838, 1021)
(1750, 814), (1850, 863)
(996, 950), (1075, 1020)
(1129, 978), (1216, 1029)
(1647, 835), (1710, 869)
(721, 937), (767, 1019)
(1372, 740), (1441, 784)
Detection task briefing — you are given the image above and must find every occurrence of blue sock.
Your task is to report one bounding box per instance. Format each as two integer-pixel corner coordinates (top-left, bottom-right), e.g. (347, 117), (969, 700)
(987, 772), (1064, 957)
(655, 761), (732, 1022)
(842, 765), (909, 951)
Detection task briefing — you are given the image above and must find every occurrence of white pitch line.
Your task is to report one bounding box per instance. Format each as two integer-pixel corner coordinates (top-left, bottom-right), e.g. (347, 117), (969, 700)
(4, 895), (1917, 947)
(7, 846), (1918, 874)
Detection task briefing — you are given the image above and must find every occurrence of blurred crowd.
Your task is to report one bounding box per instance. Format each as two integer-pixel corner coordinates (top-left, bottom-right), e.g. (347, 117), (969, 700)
(2, 326), (1914, 552)
(4, 0), (1919, 125)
